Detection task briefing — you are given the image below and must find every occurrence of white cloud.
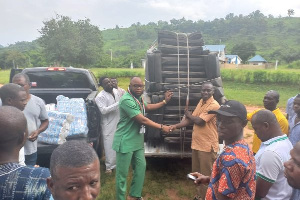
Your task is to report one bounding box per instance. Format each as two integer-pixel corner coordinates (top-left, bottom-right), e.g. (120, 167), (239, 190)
(0, 0), (299, 45)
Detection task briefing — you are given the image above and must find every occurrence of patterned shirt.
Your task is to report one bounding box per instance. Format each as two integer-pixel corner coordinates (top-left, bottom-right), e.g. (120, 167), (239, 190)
(0, 162), (51, 200)
(206, 139), (256, 200)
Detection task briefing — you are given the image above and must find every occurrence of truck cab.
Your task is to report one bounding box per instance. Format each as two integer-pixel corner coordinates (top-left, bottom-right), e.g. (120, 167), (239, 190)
(10, 67), (102, 166)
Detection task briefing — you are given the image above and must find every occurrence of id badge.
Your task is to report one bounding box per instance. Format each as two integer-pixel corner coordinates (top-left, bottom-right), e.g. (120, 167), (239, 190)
(139, 125), (145, 134)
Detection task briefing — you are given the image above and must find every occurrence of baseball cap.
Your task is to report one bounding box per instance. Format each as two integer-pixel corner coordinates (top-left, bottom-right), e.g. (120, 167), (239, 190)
(208, 100), (247, 121)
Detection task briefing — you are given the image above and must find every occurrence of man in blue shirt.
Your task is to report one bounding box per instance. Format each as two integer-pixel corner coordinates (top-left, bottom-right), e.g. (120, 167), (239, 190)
(0, 106), (51, 200)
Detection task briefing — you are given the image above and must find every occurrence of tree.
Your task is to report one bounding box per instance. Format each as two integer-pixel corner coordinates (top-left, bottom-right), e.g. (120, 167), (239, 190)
(231, 42), (257, 63)
(288, 9), (295, 17)
(39, 14), (103, 67)
(0, 50), (28, 69)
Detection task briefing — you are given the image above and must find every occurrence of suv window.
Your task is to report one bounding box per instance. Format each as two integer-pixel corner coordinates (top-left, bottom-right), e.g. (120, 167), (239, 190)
(26, 71), (90, 88)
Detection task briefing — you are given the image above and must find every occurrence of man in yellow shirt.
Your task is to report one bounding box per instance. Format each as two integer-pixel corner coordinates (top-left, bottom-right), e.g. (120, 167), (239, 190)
(248, 90), (289, 154)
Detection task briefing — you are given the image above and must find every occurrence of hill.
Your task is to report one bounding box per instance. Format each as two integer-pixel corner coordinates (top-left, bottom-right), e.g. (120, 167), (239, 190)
(102, 11), (300, 66)
(0, 10), (299, 68)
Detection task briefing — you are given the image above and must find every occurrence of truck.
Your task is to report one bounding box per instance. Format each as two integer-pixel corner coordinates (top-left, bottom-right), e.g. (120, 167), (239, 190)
(10, 67), (101, 167)
(144, 30), (225, 157)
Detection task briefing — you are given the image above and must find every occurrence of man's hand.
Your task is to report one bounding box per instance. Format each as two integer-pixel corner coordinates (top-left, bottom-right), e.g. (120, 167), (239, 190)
(190, 172), (210, 185)
(169, 125), (177, 132)
(28, 130), (39, 142)
(184, 109), (193, 119)
(162, 125), (173, 133)
(164, 90), (173, 103)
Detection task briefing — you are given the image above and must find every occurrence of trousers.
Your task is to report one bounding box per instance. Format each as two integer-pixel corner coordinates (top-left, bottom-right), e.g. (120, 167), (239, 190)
(25, 152), (37, 166)
(192, 149), (217, 199)
(116, 148), (146, 200)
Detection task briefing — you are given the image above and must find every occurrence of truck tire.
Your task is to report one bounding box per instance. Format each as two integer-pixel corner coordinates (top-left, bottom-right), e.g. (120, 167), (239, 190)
(145, 95), (164, 141)
(211, 77), (223, 87)
(213, 87), (225, 104)
(204, 53), (220, 79)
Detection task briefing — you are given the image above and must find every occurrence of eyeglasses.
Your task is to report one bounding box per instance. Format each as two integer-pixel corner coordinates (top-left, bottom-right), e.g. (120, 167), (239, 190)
(131, 84), (145, 89)
(201, 89), (213, 93)
(17, 83), (28, 87)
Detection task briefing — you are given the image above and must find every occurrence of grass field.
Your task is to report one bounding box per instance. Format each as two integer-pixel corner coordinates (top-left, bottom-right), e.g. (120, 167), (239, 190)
(1, 68), (298, 108)
(98, 158), (194, 200)
(1, 67), (299, 199)
(223, 81), (298, 109)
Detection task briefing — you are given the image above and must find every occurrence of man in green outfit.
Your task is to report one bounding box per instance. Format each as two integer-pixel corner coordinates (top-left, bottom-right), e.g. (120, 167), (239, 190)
(113, 77), (173, 200)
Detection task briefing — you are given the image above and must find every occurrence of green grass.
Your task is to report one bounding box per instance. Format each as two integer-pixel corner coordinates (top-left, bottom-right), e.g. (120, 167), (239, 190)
(98, 158), (195, 200)
(223, 81), (298, 108)
(90, 68), (144, 79)
(1, 68), (298, 108)
(0, 70), (10, 84)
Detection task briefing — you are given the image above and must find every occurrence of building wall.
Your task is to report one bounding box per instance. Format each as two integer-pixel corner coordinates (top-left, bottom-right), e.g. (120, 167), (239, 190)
(220, 63), (274, 69)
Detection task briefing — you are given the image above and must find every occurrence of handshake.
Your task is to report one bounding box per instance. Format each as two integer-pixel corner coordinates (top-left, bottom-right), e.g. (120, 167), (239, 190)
(160, 109), (193, 134)
(160, 125), (177, 134)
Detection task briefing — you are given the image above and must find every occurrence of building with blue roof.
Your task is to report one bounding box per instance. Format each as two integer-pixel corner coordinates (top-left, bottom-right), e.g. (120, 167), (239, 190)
(203, 45), (226, 62)
(225, 55), (242, 64)
(248, 55), (267, 65)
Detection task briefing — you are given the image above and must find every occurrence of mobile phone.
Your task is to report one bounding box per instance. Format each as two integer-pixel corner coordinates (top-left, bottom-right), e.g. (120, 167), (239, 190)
(187, 174), (197, 181)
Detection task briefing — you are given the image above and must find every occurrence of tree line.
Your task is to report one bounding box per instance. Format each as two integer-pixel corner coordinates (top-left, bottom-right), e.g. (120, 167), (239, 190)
(0, 10), (299, 69)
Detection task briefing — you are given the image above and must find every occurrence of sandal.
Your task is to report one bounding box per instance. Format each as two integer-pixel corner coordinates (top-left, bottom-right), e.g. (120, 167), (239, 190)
(193, 195), (202, 200)
(128, 196), (143, 200)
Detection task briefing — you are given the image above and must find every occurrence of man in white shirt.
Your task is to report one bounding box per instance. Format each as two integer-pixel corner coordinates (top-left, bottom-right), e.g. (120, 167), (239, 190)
(111, 78), (126, 97)
(95, 77), (121, 173)
(251, 109), (293, 200)
(12, 73), (49, 166)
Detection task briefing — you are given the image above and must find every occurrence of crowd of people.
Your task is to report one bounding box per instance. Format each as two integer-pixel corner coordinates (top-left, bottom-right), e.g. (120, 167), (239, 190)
(0, 75), (300, 200)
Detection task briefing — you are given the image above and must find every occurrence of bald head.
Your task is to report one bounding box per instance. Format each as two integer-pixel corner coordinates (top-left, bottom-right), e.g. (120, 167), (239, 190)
(0, 83), (27, 110)
(0, 83), (24, 100)
(266, 90), (279, 101)
(251, 109), (282, 142)
(129, 77), (144, 97)
(263, 90), (280, 111)
(0, 106), (27, 153)
(130, 76), (142, 84)
(252, 109), (278, 125)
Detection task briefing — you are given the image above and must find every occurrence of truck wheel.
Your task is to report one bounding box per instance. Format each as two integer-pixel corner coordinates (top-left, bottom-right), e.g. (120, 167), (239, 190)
(213, 87), (225, 104)
(211, 77), (223, 87)
(204, 53), (220, 79)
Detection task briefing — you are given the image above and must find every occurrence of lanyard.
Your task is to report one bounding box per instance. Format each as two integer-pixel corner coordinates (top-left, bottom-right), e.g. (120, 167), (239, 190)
(127, 88), (145, 116)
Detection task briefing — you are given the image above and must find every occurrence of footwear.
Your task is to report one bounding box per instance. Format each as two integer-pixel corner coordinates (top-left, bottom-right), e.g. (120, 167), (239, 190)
(127, 196), (143, 200)
(193, 195), (202, 200)
(105, 169), (112, 174)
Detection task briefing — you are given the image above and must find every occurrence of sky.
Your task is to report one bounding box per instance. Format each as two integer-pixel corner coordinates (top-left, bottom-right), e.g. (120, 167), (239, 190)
(1, 0), (299, 46)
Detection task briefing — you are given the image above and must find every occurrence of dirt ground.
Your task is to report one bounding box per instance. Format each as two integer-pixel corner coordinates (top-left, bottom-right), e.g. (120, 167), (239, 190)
(243, 105), (287, 149)
(243, 105), (262, 149)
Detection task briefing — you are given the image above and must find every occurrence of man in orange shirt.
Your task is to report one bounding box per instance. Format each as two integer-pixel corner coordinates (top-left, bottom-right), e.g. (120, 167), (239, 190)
(248, 90), (289, 154)
(171, 82), (220, 200)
